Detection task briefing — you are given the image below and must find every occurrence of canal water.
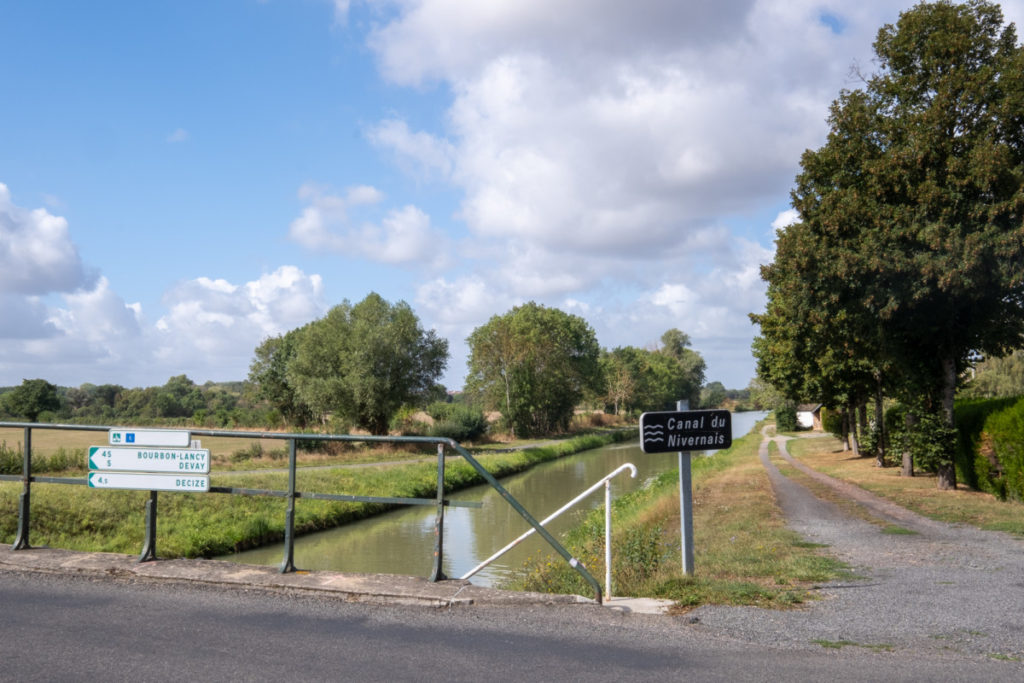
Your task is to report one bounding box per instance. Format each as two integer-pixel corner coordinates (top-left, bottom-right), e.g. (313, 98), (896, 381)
(225, 411), (768, 586)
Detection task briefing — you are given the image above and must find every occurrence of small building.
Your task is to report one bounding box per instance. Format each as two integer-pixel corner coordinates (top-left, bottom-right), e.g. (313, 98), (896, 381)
(796, 403), (823, 431)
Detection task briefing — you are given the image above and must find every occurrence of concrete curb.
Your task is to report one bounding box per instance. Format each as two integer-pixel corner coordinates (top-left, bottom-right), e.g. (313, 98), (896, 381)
(0, 545), (596, 609)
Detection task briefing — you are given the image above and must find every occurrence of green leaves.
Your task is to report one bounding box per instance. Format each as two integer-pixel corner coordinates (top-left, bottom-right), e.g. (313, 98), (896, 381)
(466, 302), (601, 437)
(251, 293), (448, 436)
(754, 1), (1024, 486)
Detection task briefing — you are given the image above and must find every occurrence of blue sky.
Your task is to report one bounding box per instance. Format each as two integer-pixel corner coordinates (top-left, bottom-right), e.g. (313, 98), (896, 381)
(3, 0), (1022, 392)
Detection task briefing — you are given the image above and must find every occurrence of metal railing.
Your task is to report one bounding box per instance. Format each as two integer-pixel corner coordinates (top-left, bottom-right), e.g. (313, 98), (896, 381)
(0, 421), (604, 601)
(459, 463), (636, 602)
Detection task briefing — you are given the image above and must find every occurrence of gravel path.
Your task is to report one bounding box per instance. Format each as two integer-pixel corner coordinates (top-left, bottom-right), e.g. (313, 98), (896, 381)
(689, 432), (1024, 662)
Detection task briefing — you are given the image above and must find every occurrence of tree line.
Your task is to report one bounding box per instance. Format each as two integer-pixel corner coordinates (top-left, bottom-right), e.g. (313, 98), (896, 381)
(0, 376), (261, 427)
(2, 296), (725, 440)
(249, 296), (710, 438)
(752, 1), (1024, 489)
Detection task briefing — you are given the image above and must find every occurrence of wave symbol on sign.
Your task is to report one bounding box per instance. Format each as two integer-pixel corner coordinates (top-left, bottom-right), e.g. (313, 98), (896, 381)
(643, 425), (665, 444)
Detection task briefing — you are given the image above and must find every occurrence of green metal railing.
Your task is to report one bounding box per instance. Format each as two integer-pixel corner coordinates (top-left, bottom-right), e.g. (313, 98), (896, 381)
(0, 421), (602, 601)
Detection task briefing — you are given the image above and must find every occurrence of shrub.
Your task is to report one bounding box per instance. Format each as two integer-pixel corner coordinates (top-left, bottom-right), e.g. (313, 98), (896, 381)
(979, 397), (1024, 502)
(823, 410), (844, 440)
(429, 405), (488, 443)
(774, 406), (798, 433)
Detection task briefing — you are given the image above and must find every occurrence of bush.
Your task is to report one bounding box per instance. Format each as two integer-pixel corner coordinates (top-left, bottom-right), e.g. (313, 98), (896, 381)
(978, 397), (1024, 502)
(429, 404), (488, 443)
(823, 410), (844, 440)
(390, 406), (430, 436)
(774, 406), (798, 433)
(953, 397), (1020, 492)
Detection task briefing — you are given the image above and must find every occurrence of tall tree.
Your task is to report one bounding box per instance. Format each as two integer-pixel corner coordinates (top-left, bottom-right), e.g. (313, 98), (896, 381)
(3, 379), (61, 422)
(249, 327), (314, 426)
(274, 293), (448, 435)
(759, 1), (1024, 488)
(466, 303), (601, 437)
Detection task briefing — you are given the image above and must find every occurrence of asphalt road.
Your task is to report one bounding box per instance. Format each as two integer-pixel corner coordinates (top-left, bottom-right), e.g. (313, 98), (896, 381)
(1, 569), (1019, 682)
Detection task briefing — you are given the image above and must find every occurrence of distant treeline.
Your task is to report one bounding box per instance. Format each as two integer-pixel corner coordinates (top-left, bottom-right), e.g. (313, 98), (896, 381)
(0, 375), (268, 428)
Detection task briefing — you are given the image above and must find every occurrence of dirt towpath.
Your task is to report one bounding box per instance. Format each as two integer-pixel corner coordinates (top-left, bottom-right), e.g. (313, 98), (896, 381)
(689, 432), (1024, 664)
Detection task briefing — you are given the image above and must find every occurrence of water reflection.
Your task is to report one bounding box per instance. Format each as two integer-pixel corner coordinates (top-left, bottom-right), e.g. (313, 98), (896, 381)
(226, 411), (768, 585)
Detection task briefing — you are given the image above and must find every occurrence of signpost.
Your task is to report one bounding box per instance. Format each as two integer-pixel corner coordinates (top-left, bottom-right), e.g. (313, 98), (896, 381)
(88, 446), (210, 474)
(639, 409), (731, 453)
(108, 429), (191, 448)
(93, 427), (208, 561)
(88, 472), (210, 492)
(639, 406), (731, 576)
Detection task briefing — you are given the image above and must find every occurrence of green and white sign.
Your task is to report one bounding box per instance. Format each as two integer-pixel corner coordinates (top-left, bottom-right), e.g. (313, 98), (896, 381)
(88, 446), (210, 474)
(108, 428), (191, 448)
(88, 472), (209, 492)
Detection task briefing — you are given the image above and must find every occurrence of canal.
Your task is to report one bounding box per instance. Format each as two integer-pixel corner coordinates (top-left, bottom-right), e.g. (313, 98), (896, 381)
(226, 411), (768, 586)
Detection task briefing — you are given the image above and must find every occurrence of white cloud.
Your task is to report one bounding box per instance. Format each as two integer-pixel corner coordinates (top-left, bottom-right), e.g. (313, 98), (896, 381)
(0, 185), (327, 385)
(154, 266), (326, 376)
(50, 276), (142, 343)
(0, 295), (59, 340)
(771, 209), (800, 231)
(367, 118), (455, 180)
(0, 183), (95, 296)
(364, 1), (895, 258)
(289, 183), (450, 268)
(358, 0), (915, 387)
(333, 0), (351, 26)
(167, 128), (189, 143)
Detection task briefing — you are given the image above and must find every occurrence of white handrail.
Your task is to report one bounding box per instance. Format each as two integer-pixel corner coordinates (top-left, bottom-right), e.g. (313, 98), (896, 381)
(459, 462), (638, 591)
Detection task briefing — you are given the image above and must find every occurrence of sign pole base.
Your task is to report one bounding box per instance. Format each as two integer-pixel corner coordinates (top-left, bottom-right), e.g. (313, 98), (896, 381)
(138, 491), (158, 563)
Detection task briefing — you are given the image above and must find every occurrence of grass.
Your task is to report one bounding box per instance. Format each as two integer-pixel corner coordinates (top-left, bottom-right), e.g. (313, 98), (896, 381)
(501, 426), (853, 611)
(0, 430), (632, 558)
(785, 436), (1024, 536)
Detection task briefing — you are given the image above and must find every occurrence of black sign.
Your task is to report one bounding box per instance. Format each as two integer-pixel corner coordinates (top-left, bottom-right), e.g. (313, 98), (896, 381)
(639, 410), (731, 454)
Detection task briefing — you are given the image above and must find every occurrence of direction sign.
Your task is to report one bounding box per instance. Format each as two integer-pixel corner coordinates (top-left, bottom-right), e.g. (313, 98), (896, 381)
(639, 409), (731, 454)
(108, 429), (191, 448)
(88, 446), (210, 474)
(88, 472), (210, 492)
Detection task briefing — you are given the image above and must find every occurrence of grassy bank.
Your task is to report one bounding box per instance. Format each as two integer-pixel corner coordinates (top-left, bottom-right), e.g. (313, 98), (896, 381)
(502, 426), (851, 611)
(785, 435), (1024, 536)
(0, 430), (631, 557)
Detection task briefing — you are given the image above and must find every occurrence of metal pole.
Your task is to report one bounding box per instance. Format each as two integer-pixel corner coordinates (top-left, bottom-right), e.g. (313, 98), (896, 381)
(279, 438), (297, 573)
(138, 491), (158, 562)
(429, 443), (447, 582)
(677, 399), (694, 576)
(12, 426), (32, 550)
(604, 479), (612, 602)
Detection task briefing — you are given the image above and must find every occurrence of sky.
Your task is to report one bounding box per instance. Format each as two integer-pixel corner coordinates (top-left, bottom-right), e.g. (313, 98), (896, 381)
(3, 0), (1023, 392)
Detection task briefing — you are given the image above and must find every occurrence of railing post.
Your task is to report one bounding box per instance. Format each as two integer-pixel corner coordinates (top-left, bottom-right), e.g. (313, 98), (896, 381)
(605, 479), (612, 602)
(12, 426), (32, 550)
(429, 443), (447, 582)
(138, 491), (158, 562)
(677, 399), (695, 576)
(279, 438), (298, 573)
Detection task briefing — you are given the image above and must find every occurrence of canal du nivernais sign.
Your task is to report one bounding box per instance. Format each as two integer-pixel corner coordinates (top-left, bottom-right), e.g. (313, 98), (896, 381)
(639, 409), (731, 454)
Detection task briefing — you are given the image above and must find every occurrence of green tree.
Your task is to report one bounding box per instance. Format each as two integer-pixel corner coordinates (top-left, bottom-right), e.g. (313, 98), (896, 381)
(961, 350), (1024, 398)
(657, 328), (706, 407)
(758, 1), (1024, 488)
(466, 302), (601, 437)
(599, 336), (706, 415)
(285, 293), (448, 435)
(700, 381), (727, 409)
(248, 328), (314, 427)
(600, 347), (639, 415)
(3, 379), (61, 422)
